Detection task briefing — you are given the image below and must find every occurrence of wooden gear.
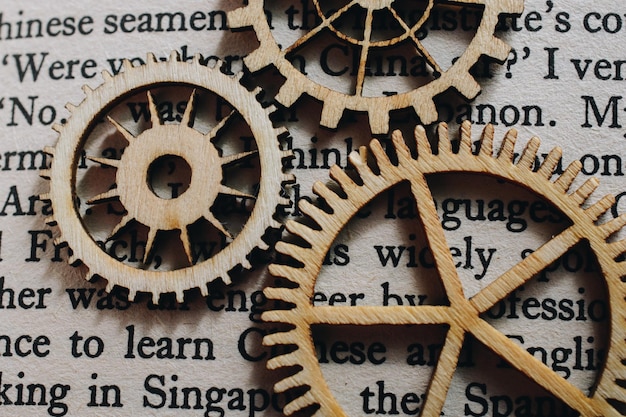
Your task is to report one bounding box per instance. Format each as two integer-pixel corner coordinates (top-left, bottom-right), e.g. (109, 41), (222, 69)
(263, 121), (626, 416)
(42, 52), (293, 303)
(228, 0), (524, 134)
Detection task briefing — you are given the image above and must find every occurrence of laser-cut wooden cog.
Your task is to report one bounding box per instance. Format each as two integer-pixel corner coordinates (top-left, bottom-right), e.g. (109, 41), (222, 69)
(228, 0), (524, 134)
(42, 52), (294, 303)
(263, 121), (626, 416)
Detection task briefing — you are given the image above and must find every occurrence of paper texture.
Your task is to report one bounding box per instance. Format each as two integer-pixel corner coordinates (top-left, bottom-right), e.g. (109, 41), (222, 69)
(0, 0), (624, 415)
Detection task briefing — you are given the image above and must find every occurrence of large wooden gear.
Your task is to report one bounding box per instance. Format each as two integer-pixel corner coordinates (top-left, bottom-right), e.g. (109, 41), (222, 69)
(42, 52), (293, 303)
(263, 122), (626, 416)
(228, 0), (524, 134)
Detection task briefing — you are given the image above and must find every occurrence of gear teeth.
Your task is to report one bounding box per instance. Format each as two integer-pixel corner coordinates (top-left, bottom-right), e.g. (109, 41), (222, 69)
(40, 192), (51, 201)
(599, 215), (626, 239)
(81, 85), (93, 95)
(257, 239), (270, 251)
(555, 161), (582, 192)
(320, 102), (344, 130)
(39, 169), (51, 179)
(146, 53), (158, 63)
(571, 178), (599, 206)
(283, 172), (296, 183)
(263, 287), (300, 306)
(369, 108), (391, 135)
(586, 195), (615, 220)
(268, 264), (302, 286)
(65, 103), (77, 112)
(487, 36), (513, 62)
(286, 221), (318, 245)
(122, 59), (133, 71)
(330, 164), (357, 191)
(175, 290), (184, 304)
(518, 136), (541, 170)
(391, 130), (412, 164)
(251, 86), (263, 96)
(151, 292), (160, 305)
(297, 199), (330, 226)
(283, 391), (317, 415)
(276, 127), (289, 138)
(537, 147), (562, 179)
(43, 146), (55, 156)
(52, 123), (63, 133)
(44, 216), (56, 226)
(459, 120), (473, 155)
(200, 285), (209, 297)
(265, 104), (277, 115)
(279, 196), (291, 207)
(369, 138), (391, 169)
(478, 124), (495, 157)
(263, 328), (299, 347)
(192, 54), (202, 64)
(348, 149), (376, 182)
(497, 128), (518, 160)
(414, 125), (432, 156)
(276, 241), (308, 264)
(169, 50), (181, 62)
(101, 69), (113, 81)
(239, 257), (251, 270)
(437, 123), (452, 154)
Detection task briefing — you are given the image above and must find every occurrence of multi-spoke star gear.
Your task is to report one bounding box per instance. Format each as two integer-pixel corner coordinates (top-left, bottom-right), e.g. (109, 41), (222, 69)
(228, 0), (524, 134)
(42, 52), (293, 303)
(263, 121), (626, 416)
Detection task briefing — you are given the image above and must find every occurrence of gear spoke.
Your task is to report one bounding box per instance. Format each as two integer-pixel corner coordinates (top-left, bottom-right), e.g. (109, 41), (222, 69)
(420, 325), (464, 416)
(309, 306), (451, 326)
(143, 227), (158, 264)
(206, 110), (235, 142)
(180, 226), (193, 264)
(87, 155), (120, 168)
(107, 214), (133, 241)
(386, 6), (442, 75)
(469, 227), (581, 313)
(219, 185), (256, 200)
(283, 1), (359, 56)
(181, 89), (197, 127)
(205, 211), (233, 239)
(146, 91), (162, 127)
(221, 150), (258, 166)
(410, 174), (466, 304)
(87, 188), (119, 205)
(471, 319), (609, 416)
(107, 116), (136, 143)
(355, 8), (374, 96)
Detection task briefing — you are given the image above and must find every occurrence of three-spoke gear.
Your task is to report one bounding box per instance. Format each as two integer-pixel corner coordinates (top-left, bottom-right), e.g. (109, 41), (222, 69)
(229, 0), (524, 133)
(42, 52), (293, 303)
(263, 122), (626, 416)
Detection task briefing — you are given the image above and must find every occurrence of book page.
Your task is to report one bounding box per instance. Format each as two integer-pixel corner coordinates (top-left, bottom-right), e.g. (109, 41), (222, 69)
(0, 0), (624, 416)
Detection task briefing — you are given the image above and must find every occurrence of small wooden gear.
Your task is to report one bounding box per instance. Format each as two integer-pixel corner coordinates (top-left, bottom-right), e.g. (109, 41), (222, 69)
(228, 0), (524, 134)
(263, 121), (626, 416)
(42, 52), (293, 303)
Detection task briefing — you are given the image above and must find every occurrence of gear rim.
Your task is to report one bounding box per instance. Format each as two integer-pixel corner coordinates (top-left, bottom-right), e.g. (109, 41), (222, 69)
(228, 0), (524, 134)
(263, 122), (626, 416)
(44, 53), (292, 303)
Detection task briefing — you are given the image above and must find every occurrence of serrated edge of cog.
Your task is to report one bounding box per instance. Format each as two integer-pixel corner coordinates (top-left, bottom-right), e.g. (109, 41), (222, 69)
(228, 0), (525, 134)
(41, 51), (295, 304)
(261, 121), (626, 416)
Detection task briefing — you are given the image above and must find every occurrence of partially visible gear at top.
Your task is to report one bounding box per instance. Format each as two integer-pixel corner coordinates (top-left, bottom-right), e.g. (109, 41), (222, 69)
(228, 0), (524, 134)
(42, 52), (294, 303)
(263, 121), (626, 416)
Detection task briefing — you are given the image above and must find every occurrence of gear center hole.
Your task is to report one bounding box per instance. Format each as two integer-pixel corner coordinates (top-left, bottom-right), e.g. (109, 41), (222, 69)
(147, 154), (192, 200)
